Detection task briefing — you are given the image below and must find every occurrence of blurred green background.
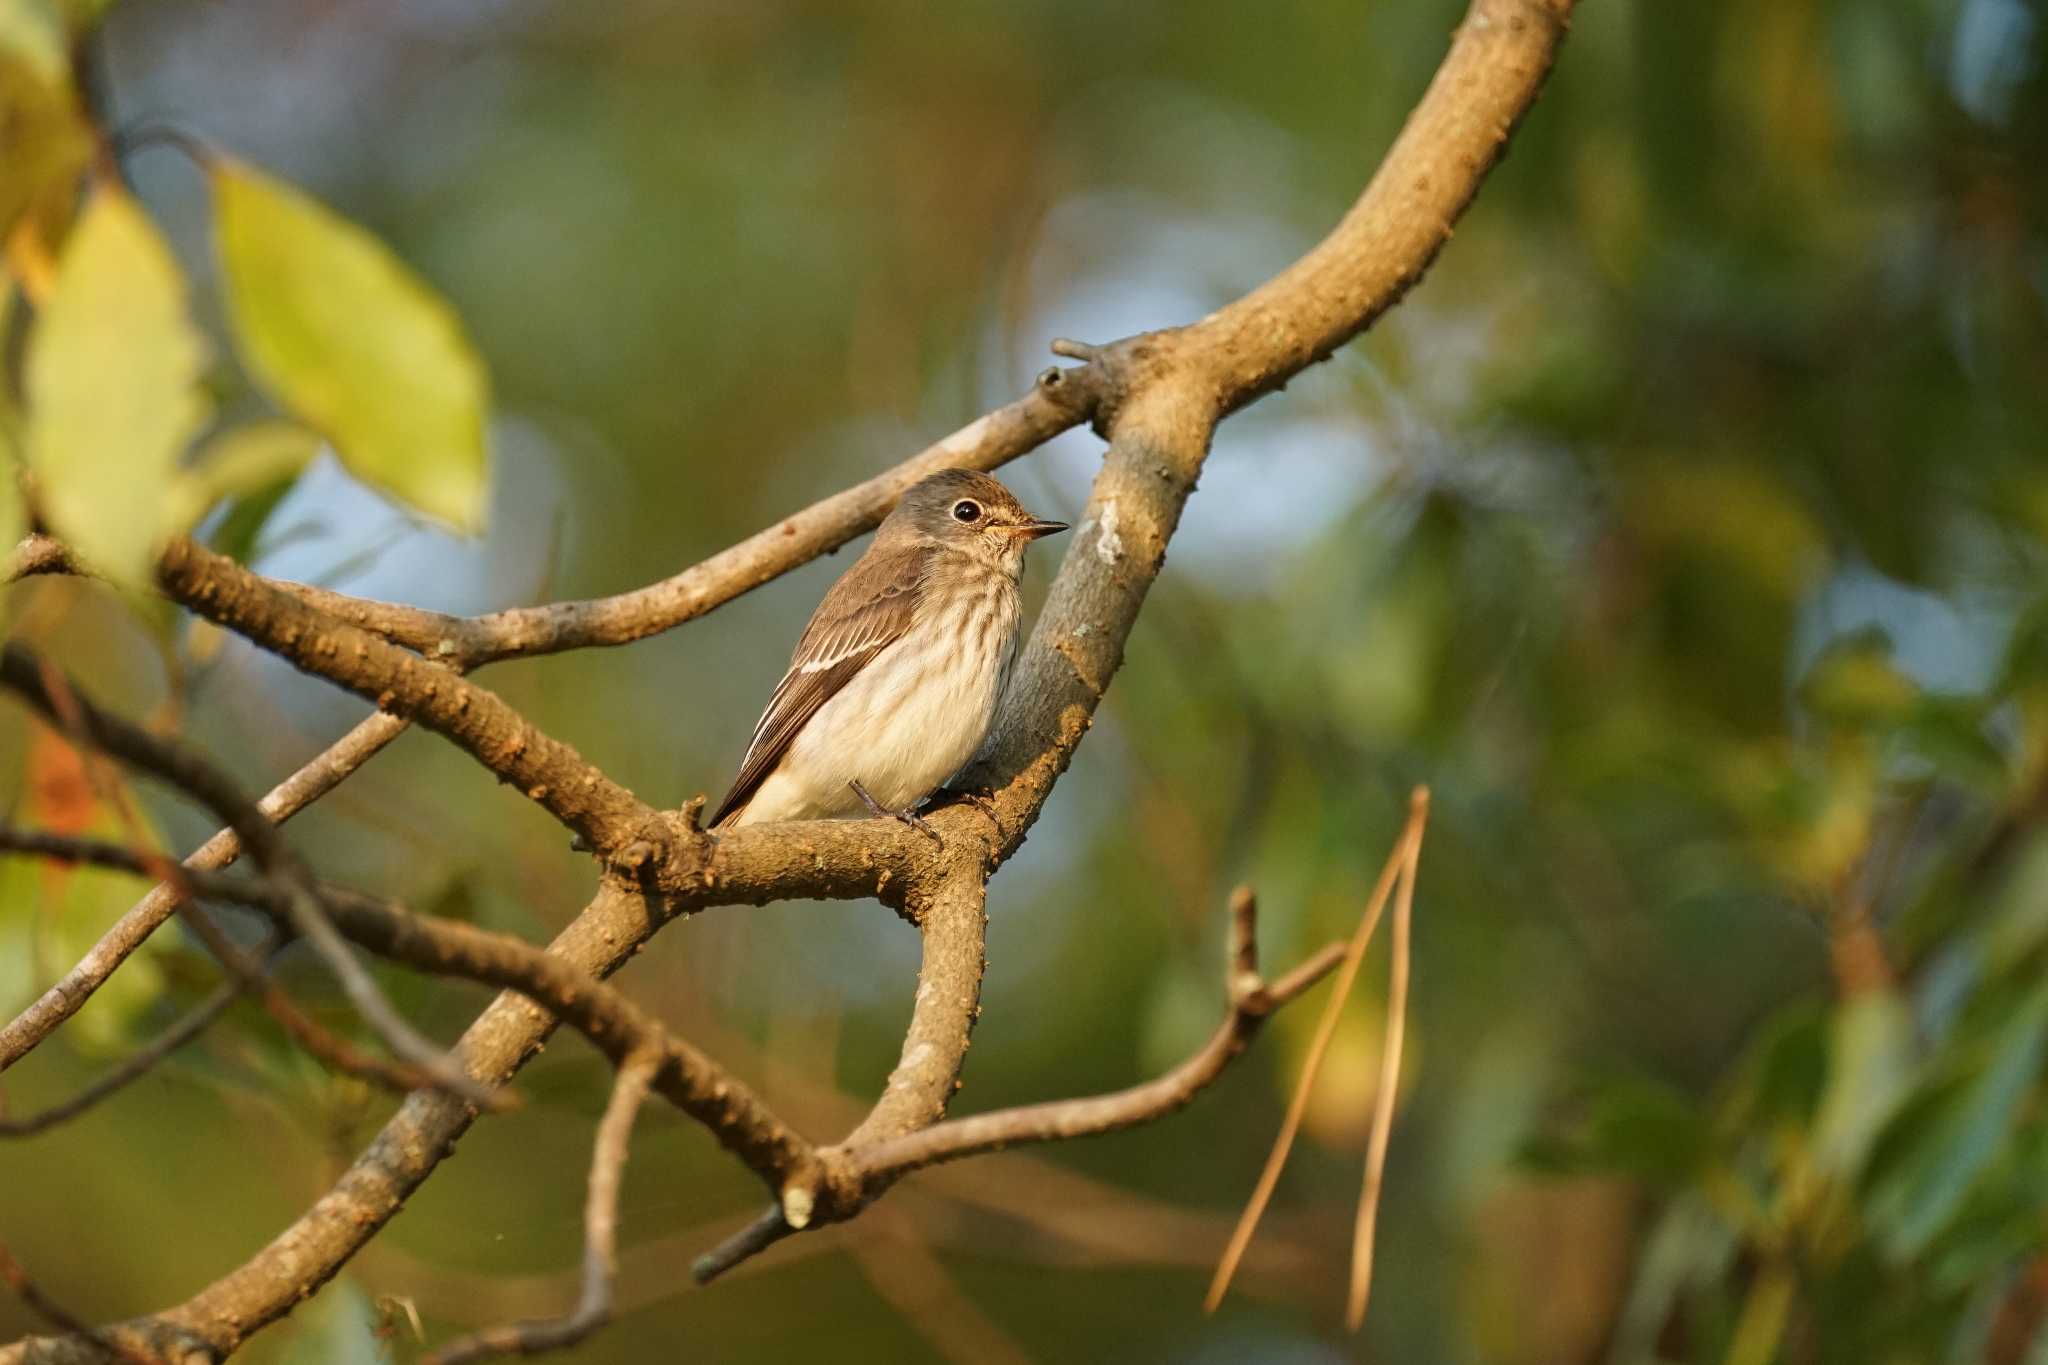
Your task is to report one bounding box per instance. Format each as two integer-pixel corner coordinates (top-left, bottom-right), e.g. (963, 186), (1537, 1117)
(6, 0), (2048, 1360)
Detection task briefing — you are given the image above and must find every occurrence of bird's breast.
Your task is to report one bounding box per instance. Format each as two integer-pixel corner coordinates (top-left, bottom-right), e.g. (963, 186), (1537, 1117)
(767, 573), (1022, 817)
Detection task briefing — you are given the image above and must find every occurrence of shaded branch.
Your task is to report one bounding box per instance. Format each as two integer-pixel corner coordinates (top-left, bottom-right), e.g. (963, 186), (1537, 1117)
(0, 941), (271, 1139)
(0, 648), (494, 1109)
(0, 0), (1577, 1356)
(0, 827), (812, 1189)
(0, 1242), (160, 1365)
(693, 890), (1347, 1282)
(0, 711), (407, 1072)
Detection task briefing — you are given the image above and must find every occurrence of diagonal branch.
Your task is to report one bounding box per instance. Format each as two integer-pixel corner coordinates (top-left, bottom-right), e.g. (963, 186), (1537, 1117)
(0, 1), (1576, 1357)
(692, 889), (1350, 1282)
(0, 711), (407, 1072)
(153, 542), (658, 856)
(0, 647), (494, 1109)
(0, 827), (813, 1189)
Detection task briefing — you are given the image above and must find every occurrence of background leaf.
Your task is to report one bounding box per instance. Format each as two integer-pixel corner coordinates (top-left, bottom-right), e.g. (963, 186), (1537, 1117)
(211, 160), (490, 533)
(23, 186), (209, 591)
(0, 49), (91, 243)
(0, 0), (66, 83)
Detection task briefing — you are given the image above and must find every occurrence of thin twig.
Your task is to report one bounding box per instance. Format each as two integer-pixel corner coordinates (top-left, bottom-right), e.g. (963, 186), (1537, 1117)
(694, 890), (1350, 1284)
(0, 827), (815, 1184)
(1204, 788), (1429, 1316)
(0, 647), (498, 1109)
(0, 950), (268, 1138)
(0, 711), (407, 1073)
(421, 1049), (658, 1365)
(1348, 799), (1423, 1330)
(0, 1241), (156, 1364)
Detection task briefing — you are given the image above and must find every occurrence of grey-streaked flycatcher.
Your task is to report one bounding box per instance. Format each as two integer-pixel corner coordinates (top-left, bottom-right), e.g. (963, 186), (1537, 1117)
(710, 469), (1067, 830)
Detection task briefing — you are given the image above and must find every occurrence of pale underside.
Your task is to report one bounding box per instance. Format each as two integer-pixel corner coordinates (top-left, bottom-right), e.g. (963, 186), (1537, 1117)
(727, 577), (1021, 825)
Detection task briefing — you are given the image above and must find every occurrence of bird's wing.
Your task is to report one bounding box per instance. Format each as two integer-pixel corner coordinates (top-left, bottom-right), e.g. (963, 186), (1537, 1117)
(710, 542), (929, 827)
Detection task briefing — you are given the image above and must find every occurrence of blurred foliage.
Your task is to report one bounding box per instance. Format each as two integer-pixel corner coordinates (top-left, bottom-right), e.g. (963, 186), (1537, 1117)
(2, 0), (2047, 1363)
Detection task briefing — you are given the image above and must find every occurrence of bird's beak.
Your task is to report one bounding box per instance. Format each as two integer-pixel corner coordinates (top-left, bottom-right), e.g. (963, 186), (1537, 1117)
(1015, 518), (1068, 541)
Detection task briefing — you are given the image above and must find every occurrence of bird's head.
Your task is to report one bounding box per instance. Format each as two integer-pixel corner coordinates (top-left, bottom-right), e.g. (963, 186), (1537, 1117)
(885, 469), (1067, 577)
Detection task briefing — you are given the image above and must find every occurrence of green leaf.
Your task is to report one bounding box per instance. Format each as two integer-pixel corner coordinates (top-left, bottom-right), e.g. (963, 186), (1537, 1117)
(211, 160), (490, 532)
(1866, 981), (2048, 1257)
(24, 186), (210, 591)
(1522, 1073), (1708, 1187)
(1811, 992), (1916, 1179)
(166, 418), (320, 536)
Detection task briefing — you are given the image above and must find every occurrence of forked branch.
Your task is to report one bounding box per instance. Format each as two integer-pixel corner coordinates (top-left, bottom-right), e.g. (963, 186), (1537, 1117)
(0, 1), (1575, 1358)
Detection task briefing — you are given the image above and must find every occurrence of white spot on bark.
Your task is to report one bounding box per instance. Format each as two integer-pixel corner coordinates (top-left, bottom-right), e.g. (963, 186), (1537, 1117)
(781, 1185), (815, 1229)
(1094, 499), (1125, 564)
(891, 1042), (934, 1081)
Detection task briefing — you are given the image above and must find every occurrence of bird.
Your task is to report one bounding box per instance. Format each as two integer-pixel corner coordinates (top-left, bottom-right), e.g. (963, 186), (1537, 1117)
(709, 468), (1067, 831)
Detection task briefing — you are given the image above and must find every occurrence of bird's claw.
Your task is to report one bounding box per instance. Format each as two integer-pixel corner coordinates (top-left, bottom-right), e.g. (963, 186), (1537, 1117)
(934, 786), (1007, 841)
(849, 779), (944, 845)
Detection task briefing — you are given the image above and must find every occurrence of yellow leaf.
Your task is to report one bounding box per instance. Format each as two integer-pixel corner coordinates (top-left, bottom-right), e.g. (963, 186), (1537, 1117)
(24, 186), (211, 592)
(0, 49), (91, 248)
(212, 160), (491, 533)
(0, 0), (66, 84)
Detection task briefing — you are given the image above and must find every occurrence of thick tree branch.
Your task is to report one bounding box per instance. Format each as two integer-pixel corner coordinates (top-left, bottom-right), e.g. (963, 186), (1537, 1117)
(0, 0), (1575, 1356)
(154, 542), (658, 857)
(692, 891), (1348, 1282)
(230, 374), (1107, 664)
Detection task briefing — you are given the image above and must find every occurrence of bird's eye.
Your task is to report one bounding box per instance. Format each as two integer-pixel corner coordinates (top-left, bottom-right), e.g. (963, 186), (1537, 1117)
(952, 500), (982, 523)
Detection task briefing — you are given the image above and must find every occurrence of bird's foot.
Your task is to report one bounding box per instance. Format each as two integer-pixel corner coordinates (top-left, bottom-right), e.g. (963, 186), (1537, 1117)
(933, 785), (1007, 842)
(850, 779), (943, 844)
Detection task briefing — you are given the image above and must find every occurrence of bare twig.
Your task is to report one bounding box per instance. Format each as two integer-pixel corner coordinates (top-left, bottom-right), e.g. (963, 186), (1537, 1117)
(1349, 798), (1423, 1330)
(0, 827), (810, 1185)
(693, 890), (1348, 1284)
(421, 1050), (659, 1365)
(0, 711), (407, 1072)
(1205, 789), (1429, 1316)
(0, 647), (496, 1109)
(847, 891), (1348, 1181)
(0, 955), (263, 1138)
(0, 1242), (157, 1365)
(0, 0), (1574, 1355)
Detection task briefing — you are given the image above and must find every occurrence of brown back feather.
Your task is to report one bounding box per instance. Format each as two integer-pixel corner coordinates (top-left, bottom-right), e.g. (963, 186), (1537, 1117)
(710, 540), (930, 827)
